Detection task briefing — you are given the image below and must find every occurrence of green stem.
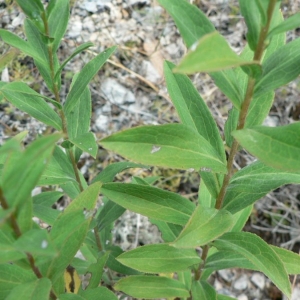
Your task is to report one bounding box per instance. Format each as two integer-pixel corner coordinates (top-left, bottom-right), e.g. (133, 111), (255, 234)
(197, 0), (278, 279)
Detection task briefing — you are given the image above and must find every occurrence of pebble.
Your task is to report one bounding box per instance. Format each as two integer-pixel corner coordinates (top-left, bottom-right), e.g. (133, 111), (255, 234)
(101, 78), (135, 105)
(251, 273), (265, 290)
(233, 274), (248, 291)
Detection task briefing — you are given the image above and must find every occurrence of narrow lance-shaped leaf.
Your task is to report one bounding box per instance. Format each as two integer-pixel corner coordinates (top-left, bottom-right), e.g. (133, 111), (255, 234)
(101, 183), (195, 226)
(156, 0), (215, 48)
(0, 82), (62, 130)
(92, 161), (149, 184)
(164, 60), (225, 162)
(0, 30), (43, 63)
(0, 264), (36, 299)
(100, 124), (227, 173)
(44, 182), (102, 284)
(117, 244), (201, 273)
(64, 46), (117, 114)
(223, 160), (300, 214)
(233, 123), (300, 172)
(5, 278), (52, 300)
(212, 232), (291, 298)
(254, 37), (300, 97)
(47, 0), (70, 52)
(174, 31), (260, 75)
(54, 43), (94, 83)
(1, 134), (61, 207)
(268, 12), (300, 38)
(69, 132), (98, 158)
(171, 205), (234, 248)
(191, 281), (217, 300)
(114, 275), (190, 299)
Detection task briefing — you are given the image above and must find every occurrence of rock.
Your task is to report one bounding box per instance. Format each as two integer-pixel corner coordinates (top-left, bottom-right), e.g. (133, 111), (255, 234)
(218, 269), (235, 283)
(101, 78), (135, 105)
(95, 114), (109, 132)
(67, 16), (83, 38)
(233, 274), (248, 291)
(237, 294), (248, 300)
(251, 273), (265, 290)
(83, 16), (95, 32)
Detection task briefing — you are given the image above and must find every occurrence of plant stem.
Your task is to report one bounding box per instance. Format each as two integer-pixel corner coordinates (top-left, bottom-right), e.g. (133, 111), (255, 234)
(197, 0), (278, 279)
(42, 12), (84, 193)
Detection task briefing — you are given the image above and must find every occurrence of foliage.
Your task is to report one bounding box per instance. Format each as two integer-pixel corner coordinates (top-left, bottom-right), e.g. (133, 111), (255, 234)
(0, 0), (300, 299)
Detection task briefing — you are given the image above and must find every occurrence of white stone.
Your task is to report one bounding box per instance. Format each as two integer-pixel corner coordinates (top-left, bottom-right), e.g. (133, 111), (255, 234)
(101, 78), (135, 105)
(83, 1), (98, 13)
(233, 274), (248, 290)
(218, 269), (235, 283)
(68, 16), (82, 38)
(83, 16), (95, 32)
(142, 60), (161, 84)
(291, 287), (300, 300)
(251, 273), (265, 290)
(95, 114), (109, 131)
(12, 13), (25, 27)
(237, 294), (248, 300)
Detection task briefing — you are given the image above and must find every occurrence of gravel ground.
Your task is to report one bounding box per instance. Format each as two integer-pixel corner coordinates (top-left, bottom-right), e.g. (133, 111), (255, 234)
(1, 0), (300, 299)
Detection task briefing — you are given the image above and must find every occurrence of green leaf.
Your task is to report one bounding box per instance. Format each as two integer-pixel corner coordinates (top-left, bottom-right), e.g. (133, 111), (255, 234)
(32, 191), (63, 225)
(191, 281), (217, 300)
(233, 123), (300, 172)
(224, 107), (239, 148)
(199, 172), (222, 200)
(0, 234), (27, 263)
(47, 0), (70, 51)
(157, 0), (215, 48)
(106, 245), (141, 275)
(24, 19), (60, 92)
(64, 46), (117, 114)
(0, 30), (43, 63)
(0, 264), (36, 300)
(38, 145), (77, 186)
(230, 205), (253, 232)
(15, 0), (45, 32)
(117, 244), (201, 273)
(223, 160), (300, 214)
(268, 12), (300, 38)
(171, 206), (233, 248)
(1, 134), (61, 207)
(14, 228), (57, 258)
(213, 232), (291, 298)
(174, 31), (260, 74)
(85, 253), (110, 289)
(65, 84), (91, 139)
(178, 270), (192, 291)
(210, 69), (243, 110)
(101, 183), (195, 226)
(205, 250), (256, 272)
(55, 43), (93, 83)
(271, 245), (300, 275)
(92, 162), (148, 184)
(0, 82), (62, 130)
(69, 132), (97, 158)
(100, 124), (227, 173)
(150, 219), (182, 243)
(97, 199), (125, 232)
(254, 38), (300, 97)
(6, 278), (51, 300)
(164, 61), (225, 162)
(44, 182), (102, 284)
(79, 287), (118, 300)
(245, 91), (274, 128)
(238, 0), (281, 51)
(198, 178), (215, 208)
(114, 275), (190, 299)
